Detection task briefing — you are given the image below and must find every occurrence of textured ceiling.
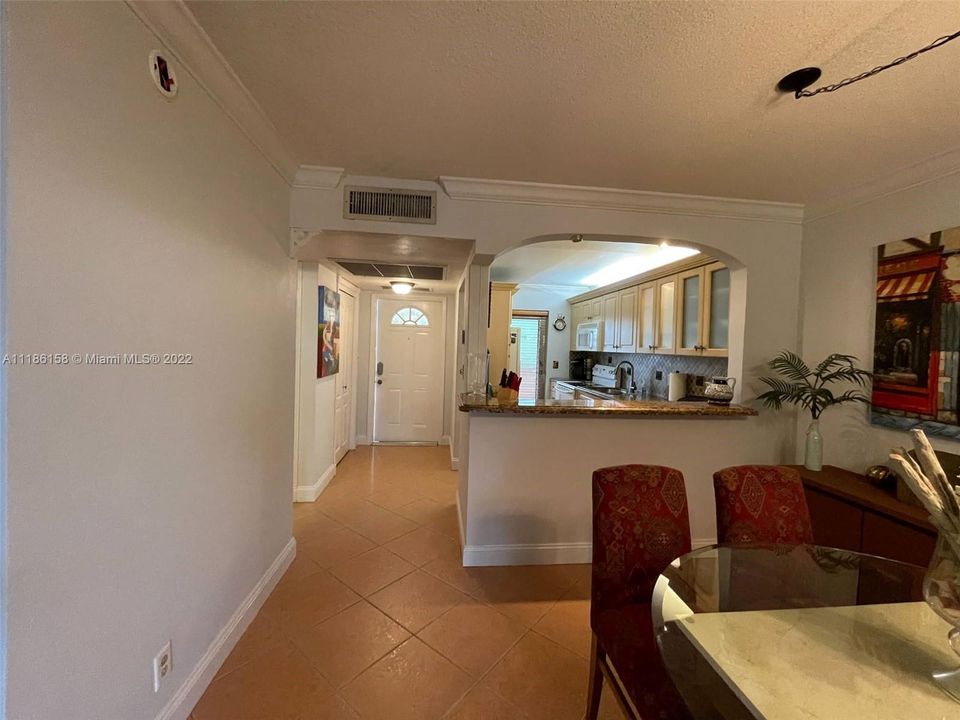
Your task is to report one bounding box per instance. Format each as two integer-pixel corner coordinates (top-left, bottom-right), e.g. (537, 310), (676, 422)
(189, 1), (960, 204)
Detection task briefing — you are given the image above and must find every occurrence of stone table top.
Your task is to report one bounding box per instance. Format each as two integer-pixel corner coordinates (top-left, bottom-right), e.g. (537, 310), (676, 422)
(676, 602), (959, 719)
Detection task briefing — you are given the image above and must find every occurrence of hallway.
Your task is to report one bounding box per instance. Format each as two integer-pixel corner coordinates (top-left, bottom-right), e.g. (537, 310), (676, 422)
(191, 446), (623, 720)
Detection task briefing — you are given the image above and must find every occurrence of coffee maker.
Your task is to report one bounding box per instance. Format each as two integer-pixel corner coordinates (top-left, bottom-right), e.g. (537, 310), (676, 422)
(569, 358), (585, 380)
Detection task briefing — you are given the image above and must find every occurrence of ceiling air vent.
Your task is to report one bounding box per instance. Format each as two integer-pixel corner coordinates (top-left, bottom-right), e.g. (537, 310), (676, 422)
(343, 186), (437, 225)
(335, 260), (446, 281)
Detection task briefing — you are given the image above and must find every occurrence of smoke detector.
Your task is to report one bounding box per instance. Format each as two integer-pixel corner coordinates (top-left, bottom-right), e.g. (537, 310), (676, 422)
(149, 50), (178, 99)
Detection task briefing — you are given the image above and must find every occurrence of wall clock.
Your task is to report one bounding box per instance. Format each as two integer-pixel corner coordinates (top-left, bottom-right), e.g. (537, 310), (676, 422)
(553, 315), (566, 332)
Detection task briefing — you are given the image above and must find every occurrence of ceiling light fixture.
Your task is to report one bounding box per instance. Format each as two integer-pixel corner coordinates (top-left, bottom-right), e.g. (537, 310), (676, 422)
(777, 29), (960, 99)
(390, 280), (415, 295)
(571, 234), (584, 243)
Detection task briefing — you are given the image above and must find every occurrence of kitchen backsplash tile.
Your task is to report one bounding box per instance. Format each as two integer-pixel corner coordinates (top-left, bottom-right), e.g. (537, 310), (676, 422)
(571, 351), (729, 399)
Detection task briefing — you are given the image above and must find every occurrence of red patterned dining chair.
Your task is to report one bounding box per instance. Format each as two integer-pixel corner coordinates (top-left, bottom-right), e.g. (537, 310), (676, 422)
(712, 465), (814, 545)
(586, 465), (693, 720)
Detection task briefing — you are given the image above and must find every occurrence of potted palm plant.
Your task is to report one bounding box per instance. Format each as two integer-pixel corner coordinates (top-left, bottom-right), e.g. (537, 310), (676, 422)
(758, 351), (872, 470)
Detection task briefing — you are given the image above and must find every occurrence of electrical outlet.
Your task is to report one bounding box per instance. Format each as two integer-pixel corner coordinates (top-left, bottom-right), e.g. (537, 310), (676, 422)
(696, 375), (705, 386)
(552, 360), (559, 369)
(655, 370), (663, 381)
(153, 641), (172, 693)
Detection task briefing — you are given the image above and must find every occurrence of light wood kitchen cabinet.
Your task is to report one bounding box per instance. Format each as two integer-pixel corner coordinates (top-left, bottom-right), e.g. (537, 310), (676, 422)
(568, 298), (604, 351)
(568, 301), (583, 351)
(655, 276), (677, 354)
(584, 298), (603, 322)
(675, 262), (730, 357)
(638, 282), (656, 354)
(702, 262), (731, 356)
(601, 293), (618, 351)
(676, 267), (705, 355)
(599, 287), (638, 352)
(566, 258), (728, 358)
(487, 282), (517, 381)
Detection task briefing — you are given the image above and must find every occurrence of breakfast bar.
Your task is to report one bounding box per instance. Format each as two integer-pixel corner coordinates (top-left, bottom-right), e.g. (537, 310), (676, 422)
(455, 393), (779, 567)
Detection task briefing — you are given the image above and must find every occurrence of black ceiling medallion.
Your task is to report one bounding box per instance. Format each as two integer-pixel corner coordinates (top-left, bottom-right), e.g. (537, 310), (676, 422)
(777, 29), (960, 100)
(776, 67), (822, 96)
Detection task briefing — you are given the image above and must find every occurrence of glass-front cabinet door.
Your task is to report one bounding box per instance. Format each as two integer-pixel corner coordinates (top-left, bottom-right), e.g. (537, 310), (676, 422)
(703, 262), (730, 356)
(638, 282), (656, 354)
(676, 267), (705, 355)
(655, 276), (676, 353)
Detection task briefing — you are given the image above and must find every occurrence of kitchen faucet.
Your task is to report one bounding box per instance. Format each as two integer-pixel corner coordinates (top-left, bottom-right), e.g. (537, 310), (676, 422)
(615, 360), (636, 393)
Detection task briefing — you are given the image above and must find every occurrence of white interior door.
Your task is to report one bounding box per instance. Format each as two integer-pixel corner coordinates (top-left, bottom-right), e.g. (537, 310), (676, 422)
(335, 288), (356, 462)
(374, 297), (445, 443)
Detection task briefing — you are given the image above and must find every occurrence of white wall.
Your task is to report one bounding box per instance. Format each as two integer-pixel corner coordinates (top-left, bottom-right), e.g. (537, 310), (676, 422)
(6, 4), (295, 718)
(463, 413), (770, 563)
(801, 173), (960, 471)
(294, 175), (805, 468)
(511, 285), (573, 383)
(294, 263), (339, 501)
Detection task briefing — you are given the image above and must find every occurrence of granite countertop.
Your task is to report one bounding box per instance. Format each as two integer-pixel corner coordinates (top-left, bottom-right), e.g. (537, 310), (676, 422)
(457, 393), (758, 417)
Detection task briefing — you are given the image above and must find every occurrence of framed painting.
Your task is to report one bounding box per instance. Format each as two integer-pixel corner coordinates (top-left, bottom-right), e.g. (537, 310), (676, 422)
(318, 286), (340, 378)
(871, 225), (960, 438)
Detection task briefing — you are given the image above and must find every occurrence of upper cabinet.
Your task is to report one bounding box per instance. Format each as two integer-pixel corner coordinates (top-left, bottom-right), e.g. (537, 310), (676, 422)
(675, 262), (729, 356)
(676, 267), (704, 355)
(600, 287), (638, 352)
(569, 297), (604, 350)
(703, 262), (731, 355)
(638, 282), (656, 354)
(568, 258), (729, 358)
(655, 276), (677, 354)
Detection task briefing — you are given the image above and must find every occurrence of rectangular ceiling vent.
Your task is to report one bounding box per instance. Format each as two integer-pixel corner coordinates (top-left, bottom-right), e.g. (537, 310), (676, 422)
(343, 186), (437, 225)
(335, 260), (446, 281)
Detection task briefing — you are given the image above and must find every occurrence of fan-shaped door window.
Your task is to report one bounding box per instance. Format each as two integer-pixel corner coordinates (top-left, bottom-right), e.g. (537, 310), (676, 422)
(390, 307), (430, 326)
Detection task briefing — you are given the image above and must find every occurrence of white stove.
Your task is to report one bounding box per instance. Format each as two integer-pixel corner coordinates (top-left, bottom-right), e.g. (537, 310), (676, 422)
(590, 364), (619, 389)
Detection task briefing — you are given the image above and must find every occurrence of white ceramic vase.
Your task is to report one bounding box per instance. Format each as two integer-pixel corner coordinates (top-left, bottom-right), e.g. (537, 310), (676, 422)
(805, 419), (823, 471)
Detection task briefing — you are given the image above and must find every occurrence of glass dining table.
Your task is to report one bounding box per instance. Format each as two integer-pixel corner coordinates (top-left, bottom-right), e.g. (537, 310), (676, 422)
(651, 544), (960, 720)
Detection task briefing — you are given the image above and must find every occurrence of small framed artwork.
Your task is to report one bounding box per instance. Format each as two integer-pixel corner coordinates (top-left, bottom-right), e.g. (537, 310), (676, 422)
(318, 286), (341, 378)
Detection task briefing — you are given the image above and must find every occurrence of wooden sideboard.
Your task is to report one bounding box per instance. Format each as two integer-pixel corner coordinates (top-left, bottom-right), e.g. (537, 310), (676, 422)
(791, 465), (937, 567)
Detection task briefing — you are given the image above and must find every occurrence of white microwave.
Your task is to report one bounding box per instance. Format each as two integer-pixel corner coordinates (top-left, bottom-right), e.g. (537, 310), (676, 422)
(575, 321), (601, 351)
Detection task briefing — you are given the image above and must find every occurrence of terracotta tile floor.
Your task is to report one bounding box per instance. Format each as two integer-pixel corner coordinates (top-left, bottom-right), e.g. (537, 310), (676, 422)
(191, 446), (626, 720)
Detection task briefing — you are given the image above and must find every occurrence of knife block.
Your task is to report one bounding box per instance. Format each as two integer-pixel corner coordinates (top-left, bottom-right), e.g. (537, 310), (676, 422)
(496, 387), (519, 405)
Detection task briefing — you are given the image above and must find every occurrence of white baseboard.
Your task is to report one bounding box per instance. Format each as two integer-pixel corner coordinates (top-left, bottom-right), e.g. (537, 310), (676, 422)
(293, 463), (335, 503)
(439, 435), (451, 446)
(356, 434), (370, 445)
(448, 441), (459, 470)
(461, 537), (717, 567)
(462, 541), (592, 567)
(155, 537), (296, 720)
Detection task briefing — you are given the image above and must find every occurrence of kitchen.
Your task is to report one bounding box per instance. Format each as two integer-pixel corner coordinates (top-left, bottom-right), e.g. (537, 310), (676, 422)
(457, 237), (768, 566)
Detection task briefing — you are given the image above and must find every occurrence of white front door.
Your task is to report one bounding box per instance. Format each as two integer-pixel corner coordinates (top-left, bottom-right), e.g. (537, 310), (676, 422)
(335, 288), (356, 462)
(374, 297), (445, 443)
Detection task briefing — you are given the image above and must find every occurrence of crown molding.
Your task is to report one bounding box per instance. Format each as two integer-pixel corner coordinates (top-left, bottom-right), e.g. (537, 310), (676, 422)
(126, 1), (298, 184)
(294, 165), (346, 189)
(438, 176), (804, 225)
(804, 147), (960, 223)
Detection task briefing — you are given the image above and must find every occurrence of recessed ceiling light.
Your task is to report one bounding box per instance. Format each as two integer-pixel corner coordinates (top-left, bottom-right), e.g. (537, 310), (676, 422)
(390, 280), (414, 295)
(571, 234), (584, 243)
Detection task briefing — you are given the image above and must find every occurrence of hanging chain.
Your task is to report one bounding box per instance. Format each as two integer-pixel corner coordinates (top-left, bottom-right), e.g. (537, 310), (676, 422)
(796, 29), (960, 98)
